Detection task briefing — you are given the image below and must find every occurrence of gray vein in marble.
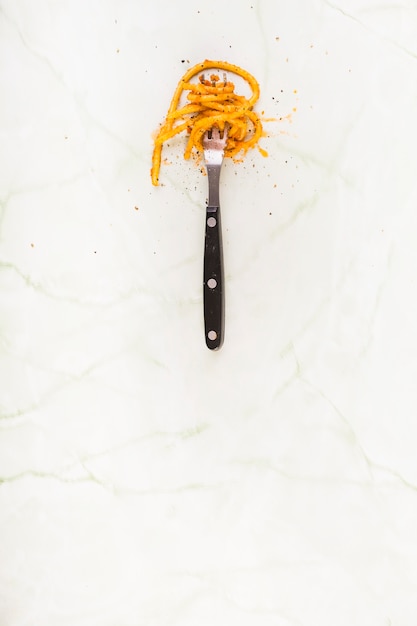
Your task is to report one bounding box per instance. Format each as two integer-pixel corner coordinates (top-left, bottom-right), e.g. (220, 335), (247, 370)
(0, 261), (89, 305)
(368, 463), (417, 494)
(77, 423), (210, 464)
(0, 422), (211, 494)
(0, 260), (150, 306)
(270, 346), (301, 400)
(271, 188), (322, 238)
(300, 373), (376, 474)
(0, 468), (109, 489)
(324, 0), (417, 59)
(300, 375), (417, 493)
(0, 6), (63, 85)
(0, 6), (145, 164)
(267, 238), (391, 404)
(0, 173), (90, 240)
(231, 187), (322, 280)
(113, 481), (236, 497)
(279, 142), (355, 188)
(0, 348), (137, 421)
(157, 169), (204, 211)
(278, 253), (357, 359)
(160, 251), (202, 277)
(251, 0), (270, 87)
(229, 456), (373, 488)
(168, 569), (302, 625)
(0, 468), (231, 499)
(0, 395), (49, 421)
(71, 89), (146, 165)
(276, 230), (392, 371)
(0, 334), (169, 425)
(358, 244), (394, 358)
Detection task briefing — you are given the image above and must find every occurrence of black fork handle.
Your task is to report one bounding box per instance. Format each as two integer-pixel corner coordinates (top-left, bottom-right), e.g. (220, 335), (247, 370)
(204, 206), (224, 350)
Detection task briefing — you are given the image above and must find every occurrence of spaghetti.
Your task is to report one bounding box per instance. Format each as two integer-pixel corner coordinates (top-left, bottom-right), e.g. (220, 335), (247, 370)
(151, 59), (264, 186)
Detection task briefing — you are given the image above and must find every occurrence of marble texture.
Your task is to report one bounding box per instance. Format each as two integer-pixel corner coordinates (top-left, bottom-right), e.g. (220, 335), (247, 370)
(1, 0), (417, 624)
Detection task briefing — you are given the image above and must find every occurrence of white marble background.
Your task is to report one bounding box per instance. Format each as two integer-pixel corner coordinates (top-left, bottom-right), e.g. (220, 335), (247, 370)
(1, 0), (417, 624)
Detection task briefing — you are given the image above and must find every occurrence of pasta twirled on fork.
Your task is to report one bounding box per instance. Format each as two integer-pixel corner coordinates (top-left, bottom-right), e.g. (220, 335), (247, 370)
(151, 59), (265, 186)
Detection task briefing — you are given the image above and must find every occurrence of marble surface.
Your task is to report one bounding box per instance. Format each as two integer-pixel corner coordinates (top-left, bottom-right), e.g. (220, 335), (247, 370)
(1, 0), (417, 624)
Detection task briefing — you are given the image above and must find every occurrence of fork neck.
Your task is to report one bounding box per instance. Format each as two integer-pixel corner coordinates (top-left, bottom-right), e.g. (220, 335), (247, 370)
(206, 163), (222, 208)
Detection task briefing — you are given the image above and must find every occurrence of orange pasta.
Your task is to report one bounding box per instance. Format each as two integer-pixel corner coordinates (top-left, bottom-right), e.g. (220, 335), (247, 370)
(151, 60), (265, 186)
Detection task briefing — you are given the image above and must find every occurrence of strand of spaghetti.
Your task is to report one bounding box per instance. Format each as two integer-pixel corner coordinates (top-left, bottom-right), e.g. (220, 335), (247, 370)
(167, 104), (204, 119)
(153, 121), (190, 145)
(151, 120), (191, 180)
(187, 93), (239, 103)
(183, 83), (235, 94)
(191, 102), (250, 114)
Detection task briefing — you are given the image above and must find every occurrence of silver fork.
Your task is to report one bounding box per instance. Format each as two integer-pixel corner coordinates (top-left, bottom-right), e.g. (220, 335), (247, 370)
(202, 125), (228, 350)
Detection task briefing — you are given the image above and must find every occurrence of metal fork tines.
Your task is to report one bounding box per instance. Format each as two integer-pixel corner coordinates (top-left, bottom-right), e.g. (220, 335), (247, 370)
(203, 126), (228, 207)
(202, 125), (228, 350)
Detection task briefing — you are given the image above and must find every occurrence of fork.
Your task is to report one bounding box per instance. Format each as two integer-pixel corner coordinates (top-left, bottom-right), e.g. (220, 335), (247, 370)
(202, 125), (228, 350)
